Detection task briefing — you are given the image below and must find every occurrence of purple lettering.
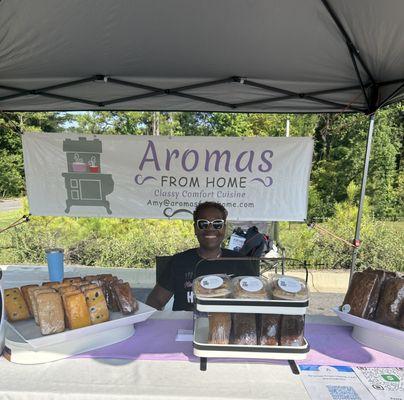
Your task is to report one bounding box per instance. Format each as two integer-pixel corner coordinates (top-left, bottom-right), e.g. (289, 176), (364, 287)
(139, 140), (161, 171)
(181, 149), (199, 172)
(205, 150), (231, 172)
(259, 150), (273, 172)
(235, 151), (254, 172)
(165, 149), (180, 171)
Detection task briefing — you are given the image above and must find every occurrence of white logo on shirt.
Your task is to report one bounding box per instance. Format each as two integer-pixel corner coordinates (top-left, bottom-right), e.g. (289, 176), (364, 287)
(187, 291), (194, 304)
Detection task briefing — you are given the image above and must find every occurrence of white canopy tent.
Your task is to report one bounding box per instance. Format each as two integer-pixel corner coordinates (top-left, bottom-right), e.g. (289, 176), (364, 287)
(0, 0), (403, 276)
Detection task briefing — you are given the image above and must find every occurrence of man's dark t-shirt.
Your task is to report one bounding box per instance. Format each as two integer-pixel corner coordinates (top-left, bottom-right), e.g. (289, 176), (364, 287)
(159, 248), (258, 311)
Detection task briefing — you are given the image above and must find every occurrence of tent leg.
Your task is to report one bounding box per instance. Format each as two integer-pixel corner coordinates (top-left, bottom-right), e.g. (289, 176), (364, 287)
(350, 113), (376, 282)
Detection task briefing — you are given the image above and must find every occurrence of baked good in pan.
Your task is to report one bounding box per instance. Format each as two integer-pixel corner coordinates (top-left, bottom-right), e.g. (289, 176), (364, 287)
(193, 274), (232, 298)
(36, 292), (65, 335)
(4, 288), (31, 321)
(232, 276), (268, 299)
(208, 313), (231, 344)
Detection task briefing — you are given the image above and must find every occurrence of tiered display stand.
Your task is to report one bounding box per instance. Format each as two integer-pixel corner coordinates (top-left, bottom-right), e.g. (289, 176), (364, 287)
(193, 296), (310, 373)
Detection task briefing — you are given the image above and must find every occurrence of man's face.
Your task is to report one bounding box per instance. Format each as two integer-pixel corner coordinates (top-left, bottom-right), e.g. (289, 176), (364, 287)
(194, 206), (226, 251)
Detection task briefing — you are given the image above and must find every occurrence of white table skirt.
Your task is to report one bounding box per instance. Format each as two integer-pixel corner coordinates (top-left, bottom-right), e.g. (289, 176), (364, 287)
(0, 265), (315, 400)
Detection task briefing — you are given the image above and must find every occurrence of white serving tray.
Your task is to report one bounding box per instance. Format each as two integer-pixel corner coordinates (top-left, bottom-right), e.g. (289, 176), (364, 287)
(4, 323), (135, 364)
(6, 301), (156, 349)
(193, 317), (309, 360)
(333, 307), (404, 359)
(194, 296), (308, 315)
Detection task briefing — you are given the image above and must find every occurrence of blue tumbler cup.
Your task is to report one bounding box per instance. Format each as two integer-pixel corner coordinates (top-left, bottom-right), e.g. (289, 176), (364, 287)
(46, 248), (64, 282)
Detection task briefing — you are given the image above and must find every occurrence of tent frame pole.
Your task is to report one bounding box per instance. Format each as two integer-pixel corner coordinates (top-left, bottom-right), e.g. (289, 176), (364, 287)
(350, 113), (376, 281)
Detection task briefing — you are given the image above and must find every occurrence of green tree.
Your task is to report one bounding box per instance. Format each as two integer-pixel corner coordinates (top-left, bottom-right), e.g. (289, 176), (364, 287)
(0, 112), (69, 197)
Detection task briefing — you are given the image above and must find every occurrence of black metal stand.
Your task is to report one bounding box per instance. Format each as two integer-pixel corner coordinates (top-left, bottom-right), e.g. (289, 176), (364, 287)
(199, 357), (301, 374)
(200, 357), (207, 371)
(288, 360), (300, 375)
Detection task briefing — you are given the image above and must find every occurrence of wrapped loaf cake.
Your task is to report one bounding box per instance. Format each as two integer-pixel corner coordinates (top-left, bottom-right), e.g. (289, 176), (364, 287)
(374, 276), (404, 329)
(231, 313), (257, 345)
(362, 268), (396, 320)
(341, 269), (392, 319)
(208, 312), (231, 344)
(113, 282), (138, 314)
(279, 315), (305, 346)
(36, 292), (65, 335)
(231, 276), (268, 299)
(269, 275), (308, 301)
(193, 274), (232, 298)
(259, 314), (280, 346)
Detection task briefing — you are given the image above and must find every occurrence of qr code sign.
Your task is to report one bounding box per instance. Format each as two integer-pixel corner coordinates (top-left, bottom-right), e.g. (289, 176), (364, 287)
(356, 367), (404, 393)
(326, 385), (361, 400)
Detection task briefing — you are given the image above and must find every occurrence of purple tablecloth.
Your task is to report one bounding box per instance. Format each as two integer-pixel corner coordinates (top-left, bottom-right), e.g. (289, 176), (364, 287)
(73, 319), (404, 367)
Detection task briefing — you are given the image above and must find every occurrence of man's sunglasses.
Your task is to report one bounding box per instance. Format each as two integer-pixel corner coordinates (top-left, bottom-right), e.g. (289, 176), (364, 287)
(196, 219), (225, 230)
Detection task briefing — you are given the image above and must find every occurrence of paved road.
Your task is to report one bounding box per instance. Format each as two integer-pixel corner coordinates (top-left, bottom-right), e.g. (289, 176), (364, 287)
(0, 198), (22, 212)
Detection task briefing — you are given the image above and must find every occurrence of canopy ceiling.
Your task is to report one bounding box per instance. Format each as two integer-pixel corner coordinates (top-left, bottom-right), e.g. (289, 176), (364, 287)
(0, 0), (403, 113)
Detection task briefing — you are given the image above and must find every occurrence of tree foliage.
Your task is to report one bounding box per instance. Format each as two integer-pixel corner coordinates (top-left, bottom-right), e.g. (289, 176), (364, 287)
(0, 106), (402, 270)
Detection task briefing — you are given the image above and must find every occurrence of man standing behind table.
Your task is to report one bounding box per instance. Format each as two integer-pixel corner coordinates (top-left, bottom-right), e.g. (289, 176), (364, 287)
(146, 201), (258, 311)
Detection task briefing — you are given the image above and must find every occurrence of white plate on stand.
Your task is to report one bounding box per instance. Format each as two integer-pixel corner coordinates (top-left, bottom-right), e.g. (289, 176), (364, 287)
(332, 307), (404, 359)
(4, 301), (156, 364)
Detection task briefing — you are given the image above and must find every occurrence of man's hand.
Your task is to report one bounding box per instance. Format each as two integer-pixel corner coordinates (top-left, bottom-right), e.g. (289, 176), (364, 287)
(146, 284), (173, 310)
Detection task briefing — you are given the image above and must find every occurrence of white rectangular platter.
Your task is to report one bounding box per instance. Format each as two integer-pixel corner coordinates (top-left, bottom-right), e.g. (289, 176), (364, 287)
(6, 301), (156, 349)
(333, 307), (404, 359)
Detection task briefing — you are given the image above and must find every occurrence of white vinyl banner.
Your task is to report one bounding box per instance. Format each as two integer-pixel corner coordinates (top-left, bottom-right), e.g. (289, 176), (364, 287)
(22, 133), (313, 221)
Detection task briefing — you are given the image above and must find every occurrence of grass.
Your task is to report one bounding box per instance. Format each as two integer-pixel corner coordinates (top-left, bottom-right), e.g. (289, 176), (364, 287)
(385, 220), (404, 234)
(0, 209), (24, 229)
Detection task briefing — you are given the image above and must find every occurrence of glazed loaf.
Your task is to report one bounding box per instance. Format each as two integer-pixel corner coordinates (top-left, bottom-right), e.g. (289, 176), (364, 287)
(64, 292), (91, 329)
(20, 284), (39, 316)
(84, 287), (109, 324)
(4, 288), (30, 321)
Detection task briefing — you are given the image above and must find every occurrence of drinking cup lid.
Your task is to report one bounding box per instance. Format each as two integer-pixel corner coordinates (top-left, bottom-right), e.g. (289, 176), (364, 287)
(45, 248), (64, 253)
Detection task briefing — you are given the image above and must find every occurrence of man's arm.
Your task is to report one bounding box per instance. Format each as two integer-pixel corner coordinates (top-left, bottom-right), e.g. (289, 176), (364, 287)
(146, 284), (173, 310)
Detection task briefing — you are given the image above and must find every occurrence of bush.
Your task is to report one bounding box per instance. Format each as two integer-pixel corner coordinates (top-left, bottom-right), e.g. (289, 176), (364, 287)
(0, 211), (197, 268)
(281, 183), (404, 271)
(0, 151), (25, 197)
